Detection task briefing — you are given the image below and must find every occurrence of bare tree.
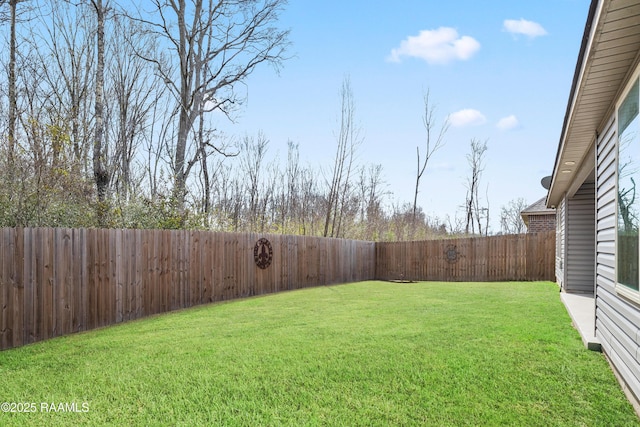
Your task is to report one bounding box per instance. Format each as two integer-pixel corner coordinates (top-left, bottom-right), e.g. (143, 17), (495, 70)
(464, 138), (488, 235)
(2, 0), (18, 170)
(144, 93), (176, 201)
(90, 0), (109, 224)
(271, 140), (301, 234)
(1, 0), (35, 176)
(7, 0), (17, 163)
(446, 213), (465, 235)
(195, 114), (218, 217)
(324, 76), (362, 238)
(299, 166), (320, 236)
(33, 1), (95, 167)
(9, 19), (95, 228)
(208, 161), (237, 230)
(283, 140), (301, 232)
(357, 164), (387, 240)
(49, 0), (113, 224)
(500, 198), (528, 234)
(106, 16), (163, 201)
(258, 159), (278, 232)
(413, 90), (449, 229)
(131, 0), (290, 213)
(239, 132), (268, 231)
(482, 184), (490, 235)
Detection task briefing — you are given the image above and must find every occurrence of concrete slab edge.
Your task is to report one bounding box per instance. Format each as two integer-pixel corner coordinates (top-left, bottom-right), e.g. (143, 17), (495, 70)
(559, 292), (601, 352)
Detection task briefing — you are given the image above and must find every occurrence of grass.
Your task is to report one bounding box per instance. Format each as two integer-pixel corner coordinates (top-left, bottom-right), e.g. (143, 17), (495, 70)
(0, 281), (638, 426)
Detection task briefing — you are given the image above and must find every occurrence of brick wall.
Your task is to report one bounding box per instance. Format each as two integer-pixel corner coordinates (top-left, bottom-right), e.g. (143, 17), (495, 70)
(528, 214), (556, 233)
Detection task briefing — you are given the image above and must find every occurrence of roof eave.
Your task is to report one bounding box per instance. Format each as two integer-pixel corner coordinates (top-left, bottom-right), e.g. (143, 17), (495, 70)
(547, 0), (601, 208)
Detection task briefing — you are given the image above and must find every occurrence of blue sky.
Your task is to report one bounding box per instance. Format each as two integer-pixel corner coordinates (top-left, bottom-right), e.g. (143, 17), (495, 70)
(217, 0), (591, 231)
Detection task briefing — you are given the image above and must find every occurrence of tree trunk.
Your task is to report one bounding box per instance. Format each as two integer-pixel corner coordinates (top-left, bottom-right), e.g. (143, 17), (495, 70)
(413, 91), (449, 235)
(7, 0), (17, 171)
(92, 0), (109, 225)
(200, 138), (211, 216)
(172, 0), (189, 213)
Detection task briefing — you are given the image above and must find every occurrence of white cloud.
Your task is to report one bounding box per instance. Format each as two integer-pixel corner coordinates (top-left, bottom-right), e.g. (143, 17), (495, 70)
(448, 109), (486, 127)
(497, 115), (520, 131)
(503, 19), (548, 38)
(387, 27), (480, 64)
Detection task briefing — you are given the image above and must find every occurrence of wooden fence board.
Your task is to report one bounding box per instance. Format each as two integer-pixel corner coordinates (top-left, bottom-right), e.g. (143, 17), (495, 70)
(59, 228), (70, 337)
(115, 229), (123, 324)
(35, 230), (43, 339)
(44, 229), (54, 339)
(106, 228), (115, 327)
(133, 230), (141, 318)
(22, 229), (32, 344)
(1, 229), (10, 349)
(169, 231), (180, 310)
(125, 229), (134, 322)
(161, 230), (170, 314)
(11, 229), (22, 348)
(72, 228), (83, 332)
(144, 230), (152, 316)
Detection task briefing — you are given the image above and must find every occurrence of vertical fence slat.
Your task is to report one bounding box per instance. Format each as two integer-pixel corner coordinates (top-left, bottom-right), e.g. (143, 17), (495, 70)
(115, 229), (123, 324)
(22, 228), (33, 344)
(44, 228), (54, 339)
(1, 229), (11, 349)
(163, 230), (171, 313)
(132, 229), (141, 319)
(107, 228), (115, 326)
(11, 228), (22, 348)
(75, 229), (82, 329)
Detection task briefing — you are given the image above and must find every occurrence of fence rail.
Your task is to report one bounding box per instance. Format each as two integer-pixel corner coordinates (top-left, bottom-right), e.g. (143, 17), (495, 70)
(0, 228), (375, 351)
(375, 232), (555, 282)
(1, 229), (555, 351)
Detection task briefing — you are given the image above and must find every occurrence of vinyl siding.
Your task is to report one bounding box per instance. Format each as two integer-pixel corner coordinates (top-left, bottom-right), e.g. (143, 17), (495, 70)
(565, 181), (595, 294)
(556, 198), (566, 288)
(596, 113), (640, 400)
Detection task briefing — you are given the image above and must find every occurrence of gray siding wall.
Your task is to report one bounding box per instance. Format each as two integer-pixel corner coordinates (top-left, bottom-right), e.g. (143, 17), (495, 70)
(596, 113), (640, 400)
(556, 197), (566, 287)
(565, 181), (595, 293)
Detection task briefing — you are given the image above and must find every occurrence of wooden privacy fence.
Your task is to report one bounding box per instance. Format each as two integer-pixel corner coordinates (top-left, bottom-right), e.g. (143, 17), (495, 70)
(0, 228), (375, 351)
(0, 228), (555, 351)
(375, 232), (555, 282)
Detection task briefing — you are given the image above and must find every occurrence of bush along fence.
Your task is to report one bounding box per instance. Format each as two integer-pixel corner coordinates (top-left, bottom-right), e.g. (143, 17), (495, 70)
(0, 228), (554, 351)
(375, 231), (556, 282)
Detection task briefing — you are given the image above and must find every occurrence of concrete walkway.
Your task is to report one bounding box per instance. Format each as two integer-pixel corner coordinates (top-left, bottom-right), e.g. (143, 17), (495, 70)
(560, 292), (601, 352)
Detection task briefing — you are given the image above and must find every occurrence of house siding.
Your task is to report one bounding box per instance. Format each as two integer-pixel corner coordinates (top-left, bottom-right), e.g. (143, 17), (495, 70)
(596, 113), (640, 400)
(565, 181), (595, 294)
(556, 198), (566, 288)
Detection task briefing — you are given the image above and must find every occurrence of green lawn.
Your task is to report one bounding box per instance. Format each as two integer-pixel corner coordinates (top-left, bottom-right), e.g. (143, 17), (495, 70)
(0, 281), (637, 426)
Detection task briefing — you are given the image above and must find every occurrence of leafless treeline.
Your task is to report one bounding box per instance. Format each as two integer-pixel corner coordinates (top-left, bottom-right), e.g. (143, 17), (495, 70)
(0, 1), (526, 239)
(0, 0), (453, 240)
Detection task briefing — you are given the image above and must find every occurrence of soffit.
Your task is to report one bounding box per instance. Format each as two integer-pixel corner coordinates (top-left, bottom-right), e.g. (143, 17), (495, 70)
(548, 0), (640, 206)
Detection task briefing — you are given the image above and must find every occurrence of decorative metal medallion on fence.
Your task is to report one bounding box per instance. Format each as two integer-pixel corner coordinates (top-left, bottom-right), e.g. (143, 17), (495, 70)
(254, 238), (273, 269)
(444, 244), (462, 264)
